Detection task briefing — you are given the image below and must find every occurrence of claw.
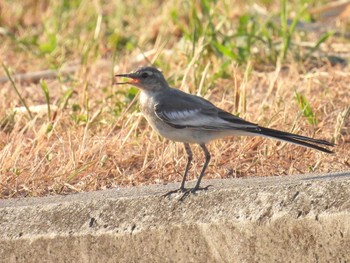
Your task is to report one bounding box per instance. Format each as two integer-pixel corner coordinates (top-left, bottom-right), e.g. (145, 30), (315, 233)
(163, 185), (213, 201)
(162, 187), (187, 198)
(179, 185), (212, 201)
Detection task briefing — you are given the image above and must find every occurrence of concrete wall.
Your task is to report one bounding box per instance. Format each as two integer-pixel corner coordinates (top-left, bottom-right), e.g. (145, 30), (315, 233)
(0, 172), (349, 262)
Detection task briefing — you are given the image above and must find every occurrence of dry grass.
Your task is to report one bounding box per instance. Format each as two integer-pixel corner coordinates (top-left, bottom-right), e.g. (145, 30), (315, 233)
(0, 0), (349, 198)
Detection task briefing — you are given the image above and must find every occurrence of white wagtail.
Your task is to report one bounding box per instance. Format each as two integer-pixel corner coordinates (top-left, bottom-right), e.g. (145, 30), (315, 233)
(115, 66), (334, 198)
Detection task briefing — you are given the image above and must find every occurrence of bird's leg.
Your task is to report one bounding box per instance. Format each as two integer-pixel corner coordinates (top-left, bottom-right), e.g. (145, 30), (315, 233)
(194, 144), (211, 190)
(162, 143), (192, 197)
(179, 144), (212, 201)
(180, 143), (192, 190)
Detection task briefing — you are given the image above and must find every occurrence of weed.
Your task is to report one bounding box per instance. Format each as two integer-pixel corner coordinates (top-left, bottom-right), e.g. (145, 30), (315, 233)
(2, 63), (33, 120)
(39, 80), (52, 121)
(295, 91), (318, 126)
(0, 0), (347, 198)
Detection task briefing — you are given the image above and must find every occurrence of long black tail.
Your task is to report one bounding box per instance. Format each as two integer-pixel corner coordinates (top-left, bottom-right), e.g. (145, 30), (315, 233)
(252, 126), (335, 153)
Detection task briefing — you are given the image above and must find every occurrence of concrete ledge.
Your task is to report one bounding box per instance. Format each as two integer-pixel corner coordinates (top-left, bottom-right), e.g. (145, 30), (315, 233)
(1, 172), (350, 262)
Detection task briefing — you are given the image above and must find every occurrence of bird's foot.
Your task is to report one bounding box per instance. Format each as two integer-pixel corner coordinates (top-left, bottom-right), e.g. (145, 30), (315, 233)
(179, 185), (212, 201)
(162, 187), (187, 198)
(163, 185), (212, 201)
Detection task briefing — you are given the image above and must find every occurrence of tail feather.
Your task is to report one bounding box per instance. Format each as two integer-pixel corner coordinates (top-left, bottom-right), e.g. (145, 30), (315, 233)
(252, 126), (335, 154)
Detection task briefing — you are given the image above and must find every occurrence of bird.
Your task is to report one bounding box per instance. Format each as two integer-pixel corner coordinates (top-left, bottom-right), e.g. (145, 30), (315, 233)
(115, 66), (334, 199)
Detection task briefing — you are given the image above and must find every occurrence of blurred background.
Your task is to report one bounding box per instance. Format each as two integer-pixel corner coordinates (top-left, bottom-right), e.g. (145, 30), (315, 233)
(0, 0), (349, 198)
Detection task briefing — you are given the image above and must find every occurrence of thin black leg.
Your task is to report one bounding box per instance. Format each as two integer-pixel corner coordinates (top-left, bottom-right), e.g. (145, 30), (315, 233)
(178, 144), (212, 201)
(162, 143), (192, 197)
(193, 143), (211, 190)
(180, 143), (192, 190)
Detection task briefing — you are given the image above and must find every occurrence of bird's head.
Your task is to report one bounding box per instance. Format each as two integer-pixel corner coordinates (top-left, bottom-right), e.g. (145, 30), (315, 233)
(115, 66), (168, 91)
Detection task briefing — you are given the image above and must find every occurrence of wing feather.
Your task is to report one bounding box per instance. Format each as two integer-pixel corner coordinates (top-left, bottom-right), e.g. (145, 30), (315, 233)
(154, 88), (260, 131)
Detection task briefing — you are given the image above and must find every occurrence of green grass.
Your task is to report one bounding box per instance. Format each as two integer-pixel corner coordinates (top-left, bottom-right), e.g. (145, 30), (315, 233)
(2, 63), (33, 120)
(0, 0), (348, 198)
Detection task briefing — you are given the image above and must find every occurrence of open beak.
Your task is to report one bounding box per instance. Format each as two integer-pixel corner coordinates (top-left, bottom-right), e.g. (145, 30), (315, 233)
(114, 73), (140, 85)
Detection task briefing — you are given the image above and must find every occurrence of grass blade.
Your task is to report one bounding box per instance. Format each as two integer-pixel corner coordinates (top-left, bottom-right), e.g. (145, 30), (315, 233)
(2, 63), (33, 120)
(40, 79), (51, 121)
(295, 91), (318, 125)
(280, 0), (308, 60)
(305, 32), (333, 59)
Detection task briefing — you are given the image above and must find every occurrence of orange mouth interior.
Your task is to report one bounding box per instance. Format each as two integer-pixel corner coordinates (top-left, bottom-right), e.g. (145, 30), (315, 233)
(130, 78), (140, 84)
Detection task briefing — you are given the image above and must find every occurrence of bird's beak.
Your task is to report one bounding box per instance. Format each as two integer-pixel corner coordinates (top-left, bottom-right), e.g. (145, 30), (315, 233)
(114, 73), (140, 85)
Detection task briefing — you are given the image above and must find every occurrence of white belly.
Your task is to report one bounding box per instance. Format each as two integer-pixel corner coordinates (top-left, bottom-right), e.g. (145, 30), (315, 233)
(144, 114), (234, 144)
(139, 91), (244, 144)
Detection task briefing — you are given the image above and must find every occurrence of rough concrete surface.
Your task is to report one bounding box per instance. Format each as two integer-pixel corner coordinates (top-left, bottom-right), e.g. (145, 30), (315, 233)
(0, 171), (350, 263)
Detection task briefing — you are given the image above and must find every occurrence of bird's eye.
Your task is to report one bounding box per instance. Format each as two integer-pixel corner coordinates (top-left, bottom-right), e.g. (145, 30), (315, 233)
(141, 72), (149, 79)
